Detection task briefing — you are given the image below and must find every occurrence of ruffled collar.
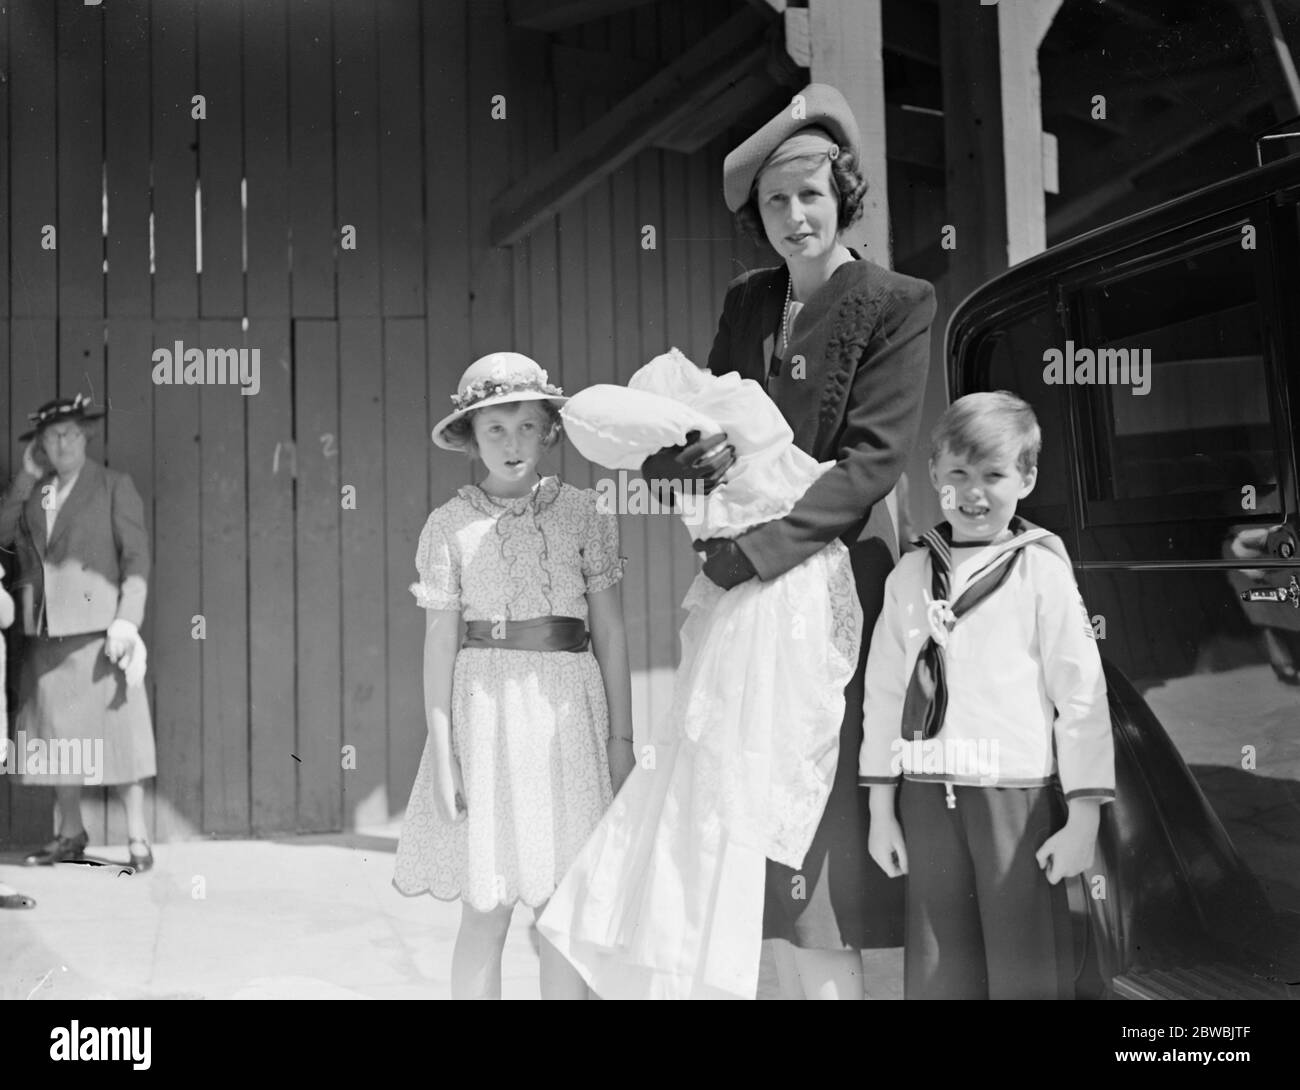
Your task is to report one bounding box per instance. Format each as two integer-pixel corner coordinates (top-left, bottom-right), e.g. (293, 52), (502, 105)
(458, 474), (562, 516)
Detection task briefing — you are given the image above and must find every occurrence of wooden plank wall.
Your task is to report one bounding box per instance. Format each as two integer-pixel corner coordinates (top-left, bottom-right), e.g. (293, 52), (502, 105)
(1, 0), (772, 845)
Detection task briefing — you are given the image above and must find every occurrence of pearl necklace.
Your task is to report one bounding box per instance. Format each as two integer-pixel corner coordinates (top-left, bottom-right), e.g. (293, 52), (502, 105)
(782, 275), (795, 356)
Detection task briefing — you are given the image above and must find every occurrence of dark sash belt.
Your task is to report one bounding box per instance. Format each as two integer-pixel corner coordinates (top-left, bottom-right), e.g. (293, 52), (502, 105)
(462, 615), (590, 652)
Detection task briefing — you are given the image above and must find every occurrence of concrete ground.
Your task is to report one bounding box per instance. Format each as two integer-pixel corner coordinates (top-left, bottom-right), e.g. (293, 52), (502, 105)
(0, 827), (902, 1000)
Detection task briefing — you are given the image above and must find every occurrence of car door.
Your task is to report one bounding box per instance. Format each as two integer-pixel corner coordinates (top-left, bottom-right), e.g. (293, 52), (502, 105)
(1060, 202), (1300, 956)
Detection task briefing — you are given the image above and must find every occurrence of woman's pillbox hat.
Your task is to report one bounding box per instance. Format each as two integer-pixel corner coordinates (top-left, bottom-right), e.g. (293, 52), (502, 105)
(432, 352), (568, 450)
(20, 392), (106, 441)
(722, 83), (861, 212)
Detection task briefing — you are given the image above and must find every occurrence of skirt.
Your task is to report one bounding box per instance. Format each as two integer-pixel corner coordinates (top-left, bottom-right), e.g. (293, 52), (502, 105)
(762, 536), (906, 950)
(15, 632), (156, 786)
(392, 646), (614, 910)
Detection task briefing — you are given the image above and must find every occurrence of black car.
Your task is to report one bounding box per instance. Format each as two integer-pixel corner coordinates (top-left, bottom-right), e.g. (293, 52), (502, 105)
(948, 145), (1300, 999)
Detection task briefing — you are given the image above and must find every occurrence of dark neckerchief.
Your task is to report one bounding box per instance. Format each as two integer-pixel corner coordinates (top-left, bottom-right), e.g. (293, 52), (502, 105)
(900, 516), (1069, 741)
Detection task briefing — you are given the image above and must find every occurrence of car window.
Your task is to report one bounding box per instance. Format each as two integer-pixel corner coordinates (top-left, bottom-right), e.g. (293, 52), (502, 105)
(1075, 236), (1282, 520)
(978, 303), (1071, 527)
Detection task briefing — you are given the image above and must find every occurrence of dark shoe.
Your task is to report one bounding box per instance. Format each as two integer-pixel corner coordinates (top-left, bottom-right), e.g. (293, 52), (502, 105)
(0, 891), (36, 909)
(24, 830), (89, 866)
(128, 838), (154, 873)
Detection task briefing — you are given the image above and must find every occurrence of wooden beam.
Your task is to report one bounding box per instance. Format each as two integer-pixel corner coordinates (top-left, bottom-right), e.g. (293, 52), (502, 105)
(998, 0), (1062, 265)
(809, 0), (891, 265)
(550, 42), (657, 98)
(656, 71), (776, 154)
(490, 6), (771, 245)
(508, 0), (658, 32)
(940, 0), (1006, 300)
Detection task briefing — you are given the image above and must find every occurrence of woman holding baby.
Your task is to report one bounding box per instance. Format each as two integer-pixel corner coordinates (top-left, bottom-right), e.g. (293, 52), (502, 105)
(542, 85), (936, 1000)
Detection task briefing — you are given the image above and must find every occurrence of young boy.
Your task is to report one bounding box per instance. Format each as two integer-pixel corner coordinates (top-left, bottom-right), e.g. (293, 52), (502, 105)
(860, 391), (1113, 1000)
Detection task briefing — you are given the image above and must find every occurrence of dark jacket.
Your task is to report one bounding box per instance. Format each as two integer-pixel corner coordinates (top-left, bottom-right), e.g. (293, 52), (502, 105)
(0, 458), (150, 637)
(707, 256), (936, 580)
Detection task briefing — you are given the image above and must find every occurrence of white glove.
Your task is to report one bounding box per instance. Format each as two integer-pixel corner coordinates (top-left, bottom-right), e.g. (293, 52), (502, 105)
(105, 618), (138, 666)
(121, 632), (148, 689)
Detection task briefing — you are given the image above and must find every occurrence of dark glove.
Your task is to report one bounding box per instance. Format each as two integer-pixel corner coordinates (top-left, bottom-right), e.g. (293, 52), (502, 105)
(695, 537), (757, 590)
(640, 430), (736, 506)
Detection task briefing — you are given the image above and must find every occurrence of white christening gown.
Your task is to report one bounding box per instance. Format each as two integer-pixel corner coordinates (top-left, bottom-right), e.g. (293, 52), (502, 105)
(536, 349), (863, 1000)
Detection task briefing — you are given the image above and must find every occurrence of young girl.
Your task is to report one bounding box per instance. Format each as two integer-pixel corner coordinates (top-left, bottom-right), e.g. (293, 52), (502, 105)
(392, 351), (634, 1000)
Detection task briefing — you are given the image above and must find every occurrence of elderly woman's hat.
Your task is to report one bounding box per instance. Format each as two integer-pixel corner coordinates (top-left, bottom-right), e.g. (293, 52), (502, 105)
(722, 83), (861, 212)
(432, 352), (567, 451)
(19, 393), (106, 441)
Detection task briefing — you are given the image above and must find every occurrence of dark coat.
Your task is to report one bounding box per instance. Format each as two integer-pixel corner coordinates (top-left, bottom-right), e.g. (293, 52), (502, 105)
(708, 256), (936, 580)
(0, 458), (150, 637)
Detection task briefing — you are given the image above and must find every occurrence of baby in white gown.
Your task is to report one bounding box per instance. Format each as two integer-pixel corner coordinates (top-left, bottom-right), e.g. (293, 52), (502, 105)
(537, 349), (862, 1000)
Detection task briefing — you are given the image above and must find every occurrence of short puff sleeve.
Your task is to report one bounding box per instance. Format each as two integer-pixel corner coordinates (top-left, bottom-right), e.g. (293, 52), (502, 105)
(410, 509), (461, 611)
(580, 491), (626, 594)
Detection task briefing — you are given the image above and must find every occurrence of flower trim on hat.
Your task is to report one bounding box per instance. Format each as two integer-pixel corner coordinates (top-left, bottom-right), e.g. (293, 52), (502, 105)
(450, 372), (564, 413)
(28, 392), (94, 426)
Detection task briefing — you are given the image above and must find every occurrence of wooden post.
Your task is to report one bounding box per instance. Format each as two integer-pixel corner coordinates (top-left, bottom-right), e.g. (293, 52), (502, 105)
(807, 0), (891, 266)
(998, 0), (1062, 265)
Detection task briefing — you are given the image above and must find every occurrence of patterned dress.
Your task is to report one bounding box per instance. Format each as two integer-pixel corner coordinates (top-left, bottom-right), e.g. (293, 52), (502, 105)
(393, 476), (625, 910)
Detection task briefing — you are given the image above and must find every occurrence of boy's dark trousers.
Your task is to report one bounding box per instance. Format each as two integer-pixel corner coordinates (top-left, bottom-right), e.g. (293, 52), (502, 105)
(900, 781), (1076, 999)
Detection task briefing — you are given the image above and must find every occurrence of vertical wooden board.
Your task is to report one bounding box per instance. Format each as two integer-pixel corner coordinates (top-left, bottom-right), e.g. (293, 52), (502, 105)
(288, 0), (336, 318)
(508, 29), (533, 374)
(522, 35), (563, 482)
(423, 0), (472, 501)
(608, 172), (651, 745)
(339, 318), (389, 828)
(334, 0), (381, 317)
(0, 8), (9, 319)
(152, 0), (199, 319)
(247, 319), (297, 833)
(466, 0), (514, 359)
(378, 0), (425, 317)
(293, 320), (342, 831)
(632, 9), (676, 732)
(198, 321), (249, 835)
(709, 134), (737, 313)
(9, 1), (58, 318)
(150, 321), (203, 840)
(56, 1), (105, 319)
(197, 3), (245, 318)
(243, 0), (290, 318)
(105, 318), (158, 840)
(58, 320), (107, 467)
(659, 8), (697, 651)
(105, 0), (154, 318)
(6, 322), (58, 845)
(555, 38), (590, 494)
(384, 319), (429, 806)
(576, 22), (613, 496)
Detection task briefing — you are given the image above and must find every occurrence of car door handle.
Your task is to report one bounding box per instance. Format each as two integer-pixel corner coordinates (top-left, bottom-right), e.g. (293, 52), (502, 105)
(1240, 574), (1300, 608)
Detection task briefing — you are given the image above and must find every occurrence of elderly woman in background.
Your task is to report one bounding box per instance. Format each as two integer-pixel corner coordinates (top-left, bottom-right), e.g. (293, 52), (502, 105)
(647, 85), (936, 999)
(0, 395), (156, 873)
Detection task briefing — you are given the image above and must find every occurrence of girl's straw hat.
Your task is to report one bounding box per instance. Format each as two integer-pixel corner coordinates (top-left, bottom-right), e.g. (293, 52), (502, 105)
(432, 352), (567, 450)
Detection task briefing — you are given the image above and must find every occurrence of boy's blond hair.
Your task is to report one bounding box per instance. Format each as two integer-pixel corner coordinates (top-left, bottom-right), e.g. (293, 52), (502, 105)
(930, 391), (1041, 478)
